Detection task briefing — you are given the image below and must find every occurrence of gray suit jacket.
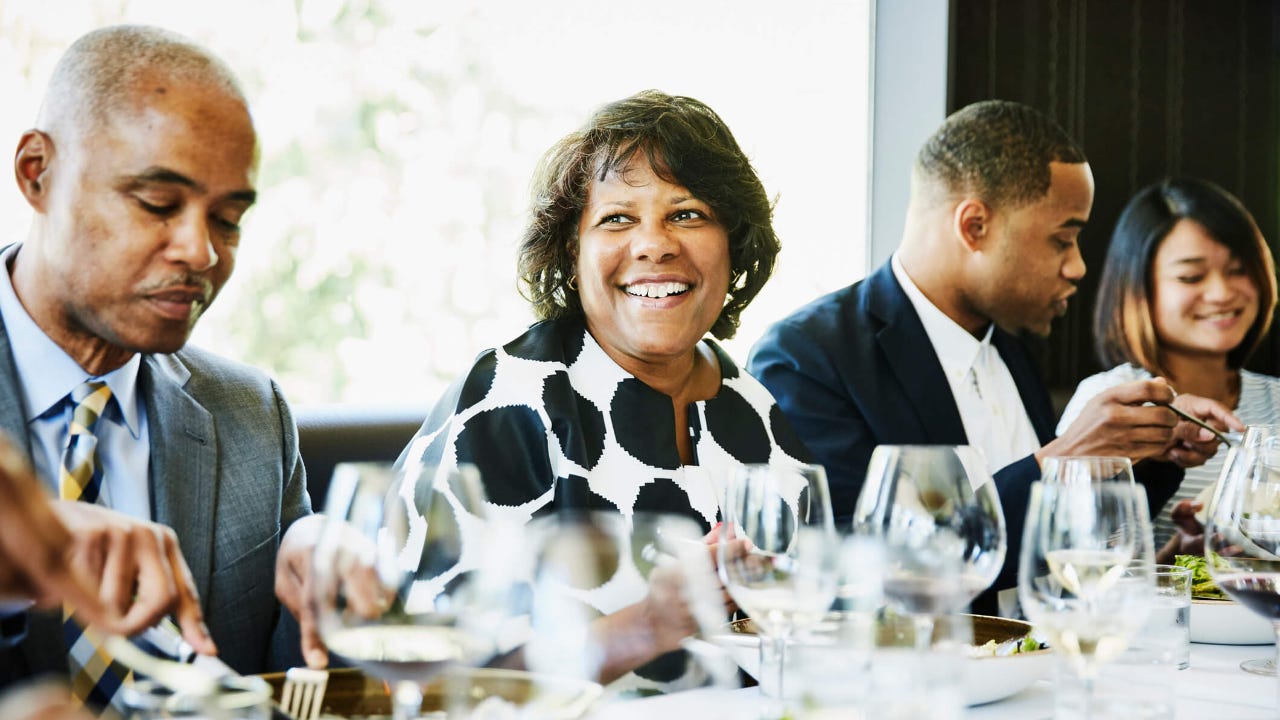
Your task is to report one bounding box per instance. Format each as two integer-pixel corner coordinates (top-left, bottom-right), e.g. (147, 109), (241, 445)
(0, 309), (312, 684)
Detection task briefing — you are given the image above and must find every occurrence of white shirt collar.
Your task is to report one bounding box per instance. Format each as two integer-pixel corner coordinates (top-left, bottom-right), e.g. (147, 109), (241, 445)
(0, 244), (143, 436)
(890, 252), (994, 382)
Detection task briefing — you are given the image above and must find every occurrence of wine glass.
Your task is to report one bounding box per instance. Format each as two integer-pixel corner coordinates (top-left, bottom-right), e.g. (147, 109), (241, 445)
(1041, 456), (1137, 487)
(1018, 480), (1155, 718)
(853, 445), (1006, 648)
(1204, 438), (1280, 693)
(519, 510), (734, 694)
(312, 453), (509, 720)
(1206, 426), (1280, 677)
(718, 463), (839, 710)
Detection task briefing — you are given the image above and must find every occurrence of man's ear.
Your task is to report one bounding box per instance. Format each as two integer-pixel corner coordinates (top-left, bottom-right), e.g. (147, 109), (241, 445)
(952, 198), (992, 252)
(14, 129), (54, 212)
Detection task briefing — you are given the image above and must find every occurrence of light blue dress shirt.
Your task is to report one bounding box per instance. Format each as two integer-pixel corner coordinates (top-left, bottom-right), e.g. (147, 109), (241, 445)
(0, 245), (151, 519)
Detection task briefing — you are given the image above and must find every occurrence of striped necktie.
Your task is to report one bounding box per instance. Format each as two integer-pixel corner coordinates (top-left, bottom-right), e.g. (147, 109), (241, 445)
(59, 381), (133, 710)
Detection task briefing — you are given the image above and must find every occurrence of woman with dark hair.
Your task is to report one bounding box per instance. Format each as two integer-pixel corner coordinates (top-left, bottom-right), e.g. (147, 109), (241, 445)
(399, 90), (808, 688)
(1058, 177), (1276, 561)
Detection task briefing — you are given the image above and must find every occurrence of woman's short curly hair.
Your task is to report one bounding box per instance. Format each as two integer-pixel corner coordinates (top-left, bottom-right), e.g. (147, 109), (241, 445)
(517, 90), (780, 340)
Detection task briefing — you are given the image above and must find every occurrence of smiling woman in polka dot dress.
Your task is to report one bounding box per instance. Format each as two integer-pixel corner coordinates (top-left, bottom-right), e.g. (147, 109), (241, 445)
(400, 90), (811, 690)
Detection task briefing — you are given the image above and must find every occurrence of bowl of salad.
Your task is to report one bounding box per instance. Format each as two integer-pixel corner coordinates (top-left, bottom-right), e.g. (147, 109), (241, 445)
(1177, 555), (1275, 645)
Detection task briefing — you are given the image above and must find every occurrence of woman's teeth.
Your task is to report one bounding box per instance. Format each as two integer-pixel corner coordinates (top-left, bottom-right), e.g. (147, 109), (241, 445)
(626, 282), (690, 298)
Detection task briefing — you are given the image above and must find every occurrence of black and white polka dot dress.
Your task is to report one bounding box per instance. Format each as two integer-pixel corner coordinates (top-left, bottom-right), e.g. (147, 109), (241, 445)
(404, 316), (811, 687)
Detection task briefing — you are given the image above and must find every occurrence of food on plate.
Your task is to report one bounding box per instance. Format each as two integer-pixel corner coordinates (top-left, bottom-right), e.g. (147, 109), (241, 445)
(967, 633), (1047, 658)
(1175, 554), (1228, 600)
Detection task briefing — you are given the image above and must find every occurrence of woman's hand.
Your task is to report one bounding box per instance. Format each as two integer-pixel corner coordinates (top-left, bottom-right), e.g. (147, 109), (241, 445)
(1156, 500), (1205, 564)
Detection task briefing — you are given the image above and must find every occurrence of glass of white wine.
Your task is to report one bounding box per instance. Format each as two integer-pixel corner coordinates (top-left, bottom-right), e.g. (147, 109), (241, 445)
(718, 463), (838, 712)
(1017, 480), (1155, 719)
(312, 450), (507, 720)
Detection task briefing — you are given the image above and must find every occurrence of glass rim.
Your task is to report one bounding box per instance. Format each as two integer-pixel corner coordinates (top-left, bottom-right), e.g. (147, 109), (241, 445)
(1040, 455), (1135, 464)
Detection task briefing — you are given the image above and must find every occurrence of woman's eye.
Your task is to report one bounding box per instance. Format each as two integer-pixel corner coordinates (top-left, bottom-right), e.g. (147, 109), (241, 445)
(601, 214), (631, 225)
(1177, 275), (1204, 284)
(672, 209), (706, 222)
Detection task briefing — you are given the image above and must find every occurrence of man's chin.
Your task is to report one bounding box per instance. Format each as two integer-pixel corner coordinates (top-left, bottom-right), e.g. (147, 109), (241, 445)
(1025, 321), (1054, 338)
(117, 325), (197, 355)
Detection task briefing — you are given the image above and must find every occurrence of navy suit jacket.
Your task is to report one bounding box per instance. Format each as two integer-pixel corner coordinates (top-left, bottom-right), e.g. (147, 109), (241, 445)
(747, 261), (1181, 602)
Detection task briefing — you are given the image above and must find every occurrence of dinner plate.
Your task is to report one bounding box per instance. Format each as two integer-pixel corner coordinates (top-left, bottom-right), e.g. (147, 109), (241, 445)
(1190, 598), (1275, 645)
(708, 613), (1051, 707)
(256, 667), (603, 719)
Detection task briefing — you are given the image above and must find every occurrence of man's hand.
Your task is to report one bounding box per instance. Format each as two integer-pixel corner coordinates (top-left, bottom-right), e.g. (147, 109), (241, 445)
(1160, 394), (1244, 468)
(0, 431), (215, 654)
(0, 433), (105, 622)
(51, 501), (216, 655)
(275, 514), (328, 669)
(1039, 379), (1179, 464)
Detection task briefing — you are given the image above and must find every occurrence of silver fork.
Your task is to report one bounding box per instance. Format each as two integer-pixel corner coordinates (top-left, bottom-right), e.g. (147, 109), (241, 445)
(279, 667), (328, 720)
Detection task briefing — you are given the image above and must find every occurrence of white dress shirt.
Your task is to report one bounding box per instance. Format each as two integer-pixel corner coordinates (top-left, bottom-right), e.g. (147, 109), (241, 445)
(0, 245), (151, 519)
(891, 254), (1040, 473)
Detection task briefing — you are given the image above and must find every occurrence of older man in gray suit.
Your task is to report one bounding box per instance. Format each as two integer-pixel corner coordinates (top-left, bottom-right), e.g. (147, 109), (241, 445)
(0, 25), (315, 709)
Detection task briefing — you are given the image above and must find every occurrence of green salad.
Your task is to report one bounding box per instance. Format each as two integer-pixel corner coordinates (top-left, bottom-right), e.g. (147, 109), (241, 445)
(969, 633), (1045, 657)
(1175, 554), (1228, 600)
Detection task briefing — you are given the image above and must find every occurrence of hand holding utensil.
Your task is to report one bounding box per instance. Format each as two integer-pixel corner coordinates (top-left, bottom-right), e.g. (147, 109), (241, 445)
(1163, 401), (1235, 447)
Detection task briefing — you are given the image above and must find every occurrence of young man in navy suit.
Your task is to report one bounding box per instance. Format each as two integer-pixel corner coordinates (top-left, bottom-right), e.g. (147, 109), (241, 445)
(747, 100), (1236, 605)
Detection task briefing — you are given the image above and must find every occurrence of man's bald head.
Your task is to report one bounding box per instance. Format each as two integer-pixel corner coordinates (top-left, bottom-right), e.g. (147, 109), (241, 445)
(12, 24), (258, 375)
(37, 25), (248, 140)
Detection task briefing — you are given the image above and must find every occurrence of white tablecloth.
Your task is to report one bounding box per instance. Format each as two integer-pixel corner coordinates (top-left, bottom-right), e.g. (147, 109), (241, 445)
(589, 643), (1278, 719)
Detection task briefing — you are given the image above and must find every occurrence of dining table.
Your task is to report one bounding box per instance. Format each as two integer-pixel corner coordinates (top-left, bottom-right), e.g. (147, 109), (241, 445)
(586, 642), (1278, 719)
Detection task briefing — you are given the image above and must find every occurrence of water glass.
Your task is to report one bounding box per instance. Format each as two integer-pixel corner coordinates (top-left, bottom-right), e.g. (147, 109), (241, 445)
(1132, 564), (1191, 671)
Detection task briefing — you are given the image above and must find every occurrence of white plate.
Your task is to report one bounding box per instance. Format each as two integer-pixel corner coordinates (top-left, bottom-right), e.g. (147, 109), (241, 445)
(709, 614), (1051, 707)
(1190, 599), (1275, 645)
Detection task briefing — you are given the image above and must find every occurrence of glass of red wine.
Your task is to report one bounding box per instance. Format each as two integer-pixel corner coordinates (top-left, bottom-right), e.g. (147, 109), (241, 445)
(1204, 437), (1280, 694)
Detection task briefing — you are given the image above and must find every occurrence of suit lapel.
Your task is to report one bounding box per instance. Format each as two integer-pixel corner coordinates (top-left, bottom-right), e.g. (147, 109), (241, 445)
(864, 264), (968, 443)
(0, 313), (26, 444)
(143, 354), (217, 602)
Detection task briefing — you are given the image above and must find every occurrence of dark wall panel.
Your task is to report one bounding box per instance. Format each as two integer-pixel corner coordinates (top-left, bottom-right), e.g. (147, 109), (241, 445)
(949, 0), (1280, 404)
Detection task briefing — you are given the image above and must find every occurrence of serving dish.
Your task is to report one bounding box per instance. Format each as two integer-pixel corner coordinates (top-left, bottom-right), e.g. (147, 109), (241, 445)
(257, 667), (603, 719)
(1190, 598), (1275, 645)
(708, 613), (1051, 707)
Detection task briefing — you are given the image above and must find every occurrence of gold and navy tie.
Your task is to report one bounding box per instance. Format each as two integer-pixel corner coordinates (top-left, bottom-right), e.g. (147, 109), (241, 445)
(59, 381), (133, 710)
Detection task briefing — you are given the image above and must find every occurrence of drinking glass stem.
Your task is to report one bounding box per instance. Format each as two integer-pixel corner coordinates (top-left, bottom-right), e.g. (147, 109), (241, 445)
(392, 679), (422, 720)
(1272, 622), (1280, 713)
(757, 629), (790, 718)
(910, 613), (935, 652)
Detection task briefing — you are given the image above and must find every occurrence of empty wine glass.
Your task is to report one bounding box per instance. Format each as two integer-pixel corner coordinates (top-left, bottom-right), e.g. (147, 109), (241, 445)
(312, 450), (509, 720)
(853, 445), (1006, 648)
(1204, 438), (1280, 697)
(1018, 480), (1155, 719)
(521, 511), (733, 692)
(718, 463), (839, 712)
(1041, 456), (1137, 487)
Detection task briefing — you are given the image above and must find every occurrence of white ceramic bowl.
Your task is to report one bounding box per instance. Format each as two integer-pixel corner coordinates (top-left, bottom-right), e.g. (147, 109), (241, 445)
(1190, 598), (1275, 645)
(709, 614), (1051, 707)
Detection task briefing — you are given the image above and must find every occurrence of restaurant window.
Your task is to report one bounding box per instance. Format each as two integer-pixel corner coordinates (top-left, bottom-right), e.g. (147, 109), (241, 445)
(0, 0), (872, 406)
